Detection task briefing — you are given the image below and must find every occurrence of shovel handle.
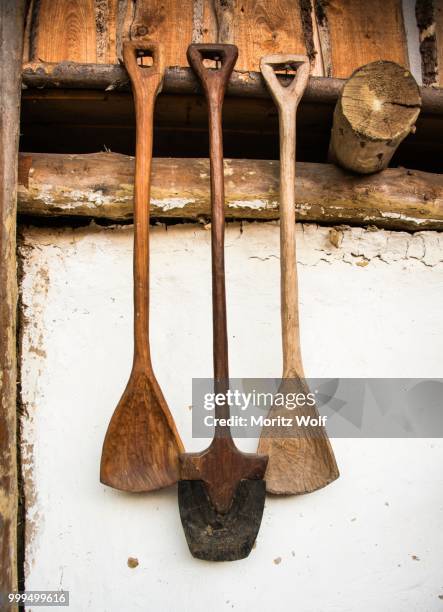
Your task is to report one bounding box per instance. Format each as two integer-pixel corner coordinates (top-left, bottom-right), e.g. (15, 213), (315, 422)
(187, 44), (238, 100)
(260, 54), (310, 112)
(187, 44), (238, 442)
(187, 44), (237, 385)
(181, 50), (268, 511)
(123, 41), (165, 368)
(260, 55), (310, 378)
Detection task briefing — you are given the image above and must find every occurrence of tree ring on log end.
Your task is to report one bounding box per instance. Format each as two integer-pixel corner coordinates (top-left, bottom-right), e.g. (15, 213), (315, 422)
(341, 61), (421, 142)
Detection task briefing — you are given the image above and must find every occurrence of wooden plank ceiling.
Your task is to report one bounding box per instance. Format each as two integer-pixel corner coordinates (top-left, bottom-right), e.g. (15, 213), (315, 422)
(24, 0), (414, 78)
(200, 0), (306, 71)
(30, 0), (98, 63)
(321, 0), (409, 78)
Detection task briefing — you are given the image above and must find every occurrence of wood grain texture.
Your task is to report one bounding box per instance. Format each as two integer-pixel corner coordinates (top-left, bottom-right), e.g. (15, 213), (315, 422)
(202, 0), (307, 71)
(416, 0), (438, 86)
(101, 371), (184, 490)
(201, 0), (218, 46)
(305, 0), (326, 75)
(313, 0), (332, 76)
(179, 45), (267, 561)
(30, 0), (97, 62)
(100, 41), (184, 492)
(436, 0), (443, 86)
(330, 61), (422, 174)
(213, 0), (235, 43)
(16, 153), (443, 231)
(258, 55), (338, 495)
(324, 0), (409, 78)
(115, 0), (133, 62)
(23, 0), (35, 63)
(106, 0), (119, 63)
(192, 0), (205, 42)
(260, 55), (310, 378)
(95, 0), (120, 63)
(130, 0), (194, 67)
(0, 0), (26, 600)
(95, 0), (110, 62)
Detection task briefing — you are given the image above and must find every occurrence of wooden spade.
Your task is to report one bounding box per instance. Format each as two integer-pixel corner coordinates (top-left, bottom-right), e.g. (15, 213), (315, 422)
(257, 55), (339, 495)
(178, 44), (268, 562)
(100, 41), (184, 492)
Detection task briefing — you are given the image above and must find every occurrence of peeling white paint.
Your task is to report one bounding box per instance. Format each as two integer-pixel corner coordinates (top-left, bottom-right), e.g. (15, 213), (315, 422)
(69, 189), (113, 207)
(150, 197), (195, 211)
(380, 211), (434, 225)
(35, 184), (55, 205)
(30, 186), (116, 209)
(296, 203), (313, 211)
(228, 199), (273, 210)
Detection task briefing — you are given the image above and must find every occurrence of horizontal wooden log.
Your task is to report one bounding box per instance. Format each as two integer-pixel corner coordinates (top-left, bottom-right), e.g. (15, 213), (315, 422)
(17, 152), (443, 231)
(22, 61), (341, 102)
(21, 61), (443, 115)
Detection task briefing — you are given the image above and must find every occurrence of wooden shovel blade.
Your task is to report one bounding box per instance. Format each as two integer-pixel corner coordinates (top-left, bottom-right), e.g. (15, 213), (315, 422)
(178, 479), (266, 561)
(100, 370), (184, 491)
(258, 379), (339, 495)
(259, 435), (339, 495)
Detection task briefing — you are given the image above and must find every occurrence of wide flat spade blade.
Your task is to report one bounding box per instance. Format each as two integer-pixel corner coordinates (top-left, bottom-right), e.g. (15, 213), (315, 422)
(178, 479), (266, 561)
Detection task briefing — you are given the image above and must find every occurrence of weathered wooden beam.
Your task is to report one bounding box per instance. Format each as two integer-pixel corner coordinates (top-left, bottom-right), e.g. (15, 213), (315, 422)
(0, 0), (26, 602)
(329, 61), (422, 174)
(21, 60), (343, 102)
(20, 60), (443, 115)
(17, 152), (443, 231)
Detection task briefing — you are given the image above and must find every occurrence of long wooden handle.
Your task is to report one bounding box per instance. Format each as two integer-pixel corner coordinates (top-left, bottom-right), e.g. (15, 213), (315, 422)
(260, 55), (310, 379)
(123, 41), (165, 369)
(187, 44), (238, 438)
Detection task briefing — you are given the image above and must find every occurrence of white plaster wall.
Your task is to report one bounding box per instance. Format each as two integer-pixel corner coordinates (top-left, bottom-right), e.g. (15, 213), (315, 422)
(20, 222), (443, 611)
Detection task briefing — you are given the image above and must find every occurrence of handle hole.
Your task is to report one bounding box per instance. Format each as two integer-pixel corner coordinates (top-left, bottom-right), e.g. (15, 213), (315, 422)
(270, 62), (300, 87)
(136, 49), (154, 68)
(199, 50), (224, 70)
(203, 58), (221, 69)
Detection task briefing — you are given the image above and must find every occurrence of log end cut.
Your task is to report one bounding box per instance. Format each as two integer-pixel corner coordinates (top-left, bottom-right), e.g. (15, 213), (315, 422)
(330, 61), (422, 174)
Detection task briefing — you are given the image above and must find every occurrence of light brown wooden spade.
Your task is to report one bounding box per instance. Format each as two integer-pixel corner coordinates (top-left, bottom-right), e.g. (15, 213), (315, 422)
(257, 55), (339, 495)
(100, 41), (184, 492)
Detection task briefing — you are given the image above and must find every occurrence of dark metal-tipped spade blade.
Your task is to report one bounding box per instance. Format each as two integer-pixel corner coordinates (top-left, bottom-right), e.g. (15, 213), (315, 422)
(178, 480), (266, 561)
(179, 43), (268, 562)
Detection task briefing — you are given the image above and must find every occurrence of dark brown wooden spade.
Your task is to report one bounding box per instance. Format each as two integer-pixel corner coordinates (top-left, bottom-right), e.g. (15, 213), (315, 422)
(100, 41), (184, 492)
(178, 44), (268, 562)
